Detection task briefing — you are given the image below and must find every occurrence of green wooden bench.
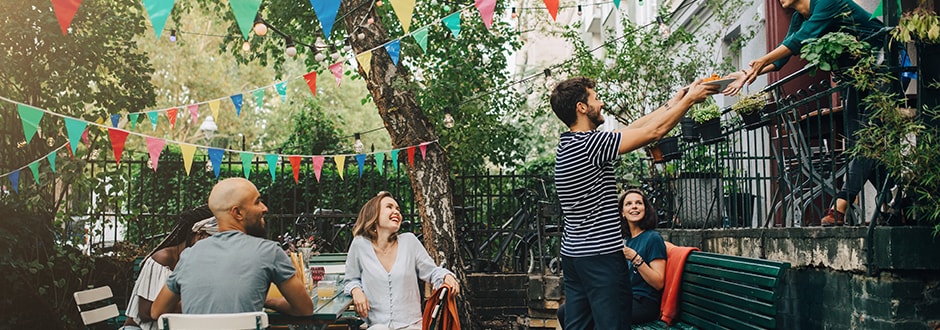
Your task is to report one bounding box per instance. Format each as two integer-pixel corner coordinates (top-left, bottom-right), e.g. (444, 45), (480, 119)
(635, 251), (790, 329)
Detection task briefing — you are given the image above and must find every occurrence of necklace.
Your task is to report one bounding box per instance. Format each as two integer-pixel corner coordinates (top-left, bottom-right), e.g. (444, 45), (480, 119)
(373, 242), (395, 255)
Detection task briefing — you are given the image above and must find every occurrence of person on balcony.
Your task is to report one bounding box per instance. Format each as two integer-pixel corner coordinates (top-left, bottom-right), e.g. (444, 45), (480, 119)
(550, 76), (716, 329)
(723, 0), (894, 226)
(343, 191), (460, 330)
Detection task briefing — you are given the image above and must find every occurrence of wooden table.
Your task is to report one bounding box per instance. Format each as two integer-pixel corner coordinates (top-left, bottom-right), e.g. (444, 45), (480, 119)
(267, 293), (357, 330)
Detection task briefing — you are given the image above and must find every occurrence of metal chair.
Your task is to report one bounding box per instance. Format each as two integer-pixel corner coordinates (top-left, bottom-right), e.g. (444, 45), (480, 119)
(73, 285), (121, 328)
(157, 311), (269, 330)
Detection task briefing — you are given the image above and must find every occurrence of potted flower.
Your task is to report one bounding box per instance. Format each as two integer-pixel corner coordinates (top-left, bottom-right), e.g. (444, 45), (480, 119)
(690, 102), (723, 144)
(731, 92), (768, 130)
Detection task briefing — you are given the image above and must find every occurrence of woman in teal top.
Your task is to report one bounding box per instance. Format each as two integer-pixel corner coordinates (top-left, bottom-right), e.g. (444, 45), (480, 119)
(619, 189), (667, 324)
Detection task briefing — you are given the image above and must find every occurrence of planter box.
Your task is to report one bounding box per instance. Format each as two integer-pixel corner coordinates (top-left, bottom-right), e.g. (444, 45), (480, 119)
(658, 136), (682, 161)
(680, 117), (699, 141)
(696, 118), (724, 144)
(738, 110), (767, 130)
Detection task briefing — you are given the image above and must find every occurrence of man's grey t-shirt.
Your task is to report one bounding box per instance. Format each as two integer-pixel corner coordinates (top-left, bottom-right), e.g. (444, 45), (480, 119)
(166, 230), (296, 313)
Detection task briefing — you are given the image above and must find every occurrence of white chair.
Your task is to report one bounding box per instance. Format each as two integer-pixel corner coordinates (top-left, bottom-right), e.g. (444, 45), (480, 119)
(73, 286), (120, 328)
(157, 311), (269, 330)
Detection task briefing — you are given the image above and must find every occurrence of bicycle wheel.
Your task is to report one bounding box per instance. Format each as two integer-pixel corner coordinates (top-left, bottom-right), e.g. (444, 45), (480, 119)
(514, 226), (562, 274)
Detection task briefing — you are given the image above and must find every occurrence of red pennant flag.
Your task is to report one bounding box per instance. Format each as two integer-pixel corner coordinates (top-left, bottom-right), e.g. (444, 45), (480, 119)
(51, 0), (83, 35)
(81, 127), (91, 146)
(407, 146), (416, 166)
(107, 128), (130, 164)
(304, 71), (317, 96)
(543, 0), (559, 21)
(166, 108), (178, 129)
(289, 155), (301, 184)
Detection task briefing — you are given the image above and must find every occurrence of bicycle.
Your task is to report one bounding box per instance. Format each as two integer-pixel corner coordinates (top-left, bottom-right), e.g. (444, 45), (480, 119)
(290, 208), (356, 253)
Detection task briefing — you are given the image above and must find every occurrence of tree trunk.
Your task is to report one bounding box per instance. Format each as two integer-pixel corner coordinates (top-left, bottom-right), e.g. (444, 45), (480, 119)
(339, 4), (476, 328)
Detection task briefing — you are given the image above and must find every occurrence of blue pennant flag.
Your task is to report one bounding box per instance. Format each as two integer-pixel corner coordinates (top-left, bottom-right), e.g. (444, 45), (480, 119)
(385, 40), (401, 66)
(208, 148), (225, 179)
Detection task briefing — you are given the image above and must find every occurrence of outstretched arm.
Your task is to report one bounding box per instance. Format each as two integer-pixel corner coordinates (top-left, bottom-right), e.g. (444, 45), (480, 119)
(614, 80), (719, 154)
(723, 45), (792, 95)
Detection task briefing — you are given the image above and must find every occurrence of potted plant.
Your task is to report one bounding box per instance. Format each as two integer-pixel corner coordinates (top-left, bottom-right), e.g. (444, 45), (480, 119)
(731, 92), (769, 130)
(680, 117), (700, 141)
(690, 102), (723, 144)
(647, 127), (682, 163)
(801, 32), (872, 73)
(892, 7), (940, 109)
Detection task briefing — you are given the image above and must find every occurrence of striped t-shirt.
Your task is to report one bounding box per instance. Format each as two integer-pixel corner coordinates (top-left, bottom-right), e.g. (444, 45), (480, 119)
(555, 130), (625, 257)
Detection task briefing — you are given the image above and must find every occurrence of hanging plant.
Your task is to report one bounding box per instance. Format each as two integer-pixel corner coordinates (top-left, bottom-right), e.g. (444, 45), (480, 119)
(731, 92), (767, 115)
(891, 7), (940, 44)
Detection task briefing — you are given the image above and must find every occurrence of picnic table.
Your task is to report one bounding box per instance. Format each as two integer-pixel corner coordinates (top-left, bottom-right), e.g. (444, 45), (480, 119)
(267, 293), (356, 330)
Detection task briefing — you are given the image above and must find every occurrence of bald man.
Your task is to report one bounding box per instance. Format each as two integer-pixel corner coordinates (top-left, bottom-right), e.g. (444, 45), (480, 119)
(151, 178), (314, 318)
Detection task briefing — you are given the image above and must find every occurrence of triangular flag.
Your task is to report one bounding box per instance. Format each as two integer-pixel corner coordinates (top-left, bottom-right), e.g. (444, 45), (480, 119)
(312, 156), (324, 182)
(412, 27), (429, 53)
(419, 142), (428, 159)
(166, 108), (178, 129)
(304, 71), (318, 95)
(51, 0), (82, 35)
(106, 128), (130, 164)
(147, 111), (159, 131)
(443, 12), (461, 38)
(310, 0), (342, 38)
(129, 113), (140, 129)
(614, 0), (621, 8)
(474, 0), (496, 29)
(229, 0), (262, 40)
(385, 40), (401, 66)
(48, 152), (57, 173)
(188, 104), (199, 125)
(231, 94), (243, 117)
(253, 89), (265, 110)
(209, 99), (220, 120)
(29, 161), (40, 184)
(374, 152), (386, 174)
(208, 148), (224, 179)
(390, 149), (400, 170)
(543, 0), (559, 21)
(355, 51), (372, 77)
(389, 0), (416, 33)
(63, 117), (87, 155)
(240, 152), (253, 178)
(16, 104), (44, 143)
(142, 0), (175, 38)
(110, 114), (121, 128)
(871, 0), (902, 20)
(329, 62), (344, 85)
(276, 81), (287, 102)
(180, 143), (196, 175)
(265, 154), (278, 181)
(355, 154), (366, 178)
(407, 146), (416, 166)
(335, 156), (346, 179)
(81, 127), (90, 147)
(145, 137), (166, 171)
(9, 170), (19, 193)
(289, 155), (301, 184)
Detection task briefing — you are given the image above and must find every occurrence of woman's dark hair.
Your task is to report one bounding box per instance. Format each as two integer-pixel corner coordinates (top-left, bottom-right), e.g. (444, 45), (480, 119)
(619, 189), (658, 233)
(147, 205), (213, 259)
(352, 191), (399, 243)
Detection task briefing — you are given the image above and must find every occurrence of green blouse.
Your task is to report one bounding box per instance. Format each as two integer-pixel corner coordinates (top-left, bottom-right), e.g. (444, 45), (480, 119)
(773, 0), (885, 70)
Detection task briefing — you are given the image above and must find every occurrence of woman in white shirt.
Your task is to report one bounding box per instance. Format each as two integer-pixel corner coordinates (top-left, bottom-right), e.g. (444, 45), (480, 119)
(343, 191), (460, 330)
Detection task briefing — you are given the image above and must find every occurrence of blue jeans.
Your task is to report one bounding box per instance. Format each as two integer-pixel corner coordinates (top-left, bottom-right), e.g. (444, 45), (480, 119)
(562, 252), (632, 330)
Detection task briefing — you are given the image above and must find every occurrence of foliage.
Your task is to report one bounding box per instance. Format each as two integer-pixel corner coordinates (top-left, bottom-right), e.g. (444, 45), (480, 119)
(731, 92), (767, 115)
(277, 99), (347, 155)
(690, 102), (721, 123)
(891, 7), (940, 44)
(801, 32), (871, 71)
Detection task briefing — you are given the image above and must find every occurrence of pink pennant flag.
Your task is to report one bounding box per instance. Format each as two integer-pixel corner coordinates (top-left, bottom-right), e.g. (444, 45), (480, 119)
(188, 104), (199, 125)
(107, 128), (129, 164)
(407, 146), (416, 166)
(312, 156), (325, 182)
(51, 0), (83, 35)
(81, 127), (91, 147)
(303, 71), (317, 96)
(289, 156), (301, 184)
(145, 137), (166, 171)
(329, 62), (343, 86)
(474, 0), (497, 29)
(166, 108), (178, 129)
(419, 142), (429, 159)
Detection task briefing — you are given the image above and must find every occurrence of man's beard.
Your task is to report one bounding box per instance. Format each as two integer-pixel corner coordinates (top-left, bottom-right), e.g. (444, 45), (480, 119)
(246, 220), (267, 238)
(588, 107), (605, 127)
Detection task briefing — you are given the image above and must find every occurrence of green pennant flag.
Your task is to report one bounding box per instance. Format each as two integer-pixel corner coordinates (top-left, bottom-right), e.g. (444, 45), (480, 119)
(143, 0), (175, 38)
(871, 0), (902, 20)
(29, 161), (40, 184)
(240, 152), (253, 178)
(412, 27), (429, 53)
(129, 113), (140, 129)
(265, 154), (278, 180)
(147, 111), (159, 131)
(614, 0), (621, 8)
(442, 12), (461, 38)
(16, 104), (44, 143)
(275, 81), (287, 102)
(374, 152), (386, 174)
(63, 117), (87, 155)
(48, 151), (57, 173)
(230, 0), (262, 40)
(390, 149), (400, 171)
(254, 89), (265, 110)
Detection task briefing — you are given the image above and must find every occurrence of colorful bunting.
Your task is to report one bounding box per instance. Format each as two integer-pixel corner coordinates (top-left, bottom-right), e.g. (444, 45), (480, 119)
(289, 155), (301, 184)
(304, 71), (318, 95)
(543, 0), (559, 21)
(166, 107), (178, 129)
(390, 149), (400, 171)
(51, 0), (82, 35)
(28, 161), (40, 184)
(419, 142), (428, 159)
(329, 63), (344, 85)
(240, 152), (253, 178)
(335, 156), (346, 179)
(81, 126), (90, 147)
(231, 94), (243, 117)
(9, 170), (19, 193)
(407, 146), (416, 166)
(110, 114), (121, 128)
(16, 104), (44, 144)
(63, 117), (87, 155)
(107, 128), (130, 164)
(385, 40), (401, 66)
(375, 152), (386, 174)
(276, 81), (288, 102)
(412, 27), (429, 53)
(443, 12), (461, 38)
(389, 0), (417, 33)
(188, 104), (199, 125)
(265, 154), (278, 181)
(180, 143), (196, 175)
(253, 89), (265, 110)
(229, 0), (263, 40)
(310, 0), (342, 38)
(129, 113), (140, 129)
(208, 99), (220, 120)
(355, 154), (366, 178)
(145, 137), (166, 171)
(143, 0), (175, 38)
(147, 111), (159, 131)
(312, 156), (324, 182)
(356, 51), (372, 77)
(614, 0), (621, 8)
(48, 152), (57, 173)
(474, 0), (497, 29)
(208, 148), (224, 179)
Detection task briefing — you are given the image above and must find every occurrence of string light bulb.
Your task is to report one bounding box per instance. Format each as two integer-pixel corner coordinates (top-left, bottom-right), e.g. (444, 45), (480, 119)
(367, 17), (375, 25)
(242, 40), (251, 52)
(443, 109), (455, 128)
(285, 36), (297, 57)
(511, 7), (517, 19)
(315, 52), (327, 62)
(169, 29), (177, 42)
(331, 52), (341, 61)
(353, 133), (364, 153)
(376, 0), (383, 7)
(253, 15), (267, 36)
(577, 5), (582, 16)
(657, 16), (671, 36)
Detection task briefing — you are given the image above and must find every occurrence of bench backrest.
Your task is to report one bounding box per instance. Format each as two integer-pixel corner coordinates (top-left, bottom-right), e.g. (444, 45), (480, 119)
(678, 251), (790, 329)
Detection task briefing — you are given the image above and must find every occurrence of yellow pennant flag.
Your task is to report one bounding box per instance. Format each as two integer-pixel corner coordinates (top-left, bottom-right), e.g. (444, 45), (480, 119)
(180, 143), (197, 175)
(208, 99), (221, 120)
(389, 0), (416, 33)
(356, 51), (373, 77)
(335, 155), (346, 180)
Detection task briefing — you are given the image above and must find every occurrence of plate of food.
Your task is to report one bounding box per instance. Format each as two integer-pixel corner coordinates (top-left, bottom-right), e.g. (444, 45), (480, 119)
(703, 78), (736, 90)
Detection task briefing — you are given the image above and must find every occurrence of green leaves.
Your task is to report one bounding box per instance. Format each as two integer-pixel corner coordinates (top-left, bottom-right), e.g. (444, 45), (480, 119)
(801, 32), (871, 71)
(891, 8), (940, 44)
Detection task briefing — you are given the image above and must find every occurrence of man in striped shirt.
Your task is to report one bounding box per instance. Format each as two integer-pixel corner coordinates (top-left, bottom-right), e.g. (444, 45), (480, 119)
(551, 77), (716, 329)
